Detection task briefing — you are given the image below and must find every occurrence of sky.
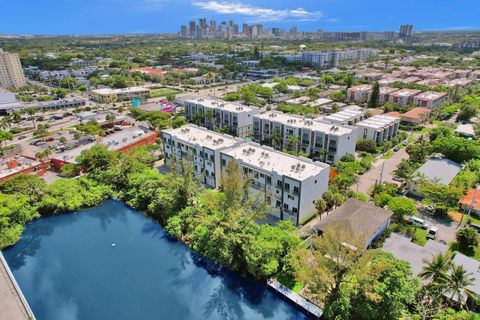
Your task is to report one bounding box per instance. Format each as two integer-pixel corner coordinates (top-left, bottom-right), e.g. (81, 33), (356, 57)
(0, 0), (479, 35)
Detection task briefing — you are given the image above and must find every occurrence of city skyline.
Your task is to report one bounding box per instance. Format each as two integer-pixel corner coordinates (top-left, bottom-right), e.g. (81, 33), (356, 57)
(0, 0), (479, 35)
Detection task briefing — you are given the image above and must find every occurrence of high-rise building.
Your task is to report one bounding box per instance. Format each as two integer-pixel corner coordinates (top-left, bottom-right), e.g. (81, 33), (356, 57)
(189, 20), (196, 36)
(399, 24), (413, 39)
(180, 25), (187, 38)
(199, 18), (207, 29)
(243, 24), (251, 37)
(0, 48), (27, 89)
(210, 20), (217, 31)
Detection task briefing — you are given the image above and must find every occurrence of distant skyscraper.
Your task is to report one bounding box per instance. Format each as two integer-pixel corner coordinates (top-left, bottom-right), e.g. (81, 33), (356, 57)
(233, 24), (239, 35)
(243, 24), (251, 37)
(180, 25), (187, 38)
(189, 20), (196, 36)
(0, 48), (26, 89)
(210, 20), (217, 31)
(199, 18), (207, 29)
(399, 24), (413, 39)
(272, 28), (280, 36)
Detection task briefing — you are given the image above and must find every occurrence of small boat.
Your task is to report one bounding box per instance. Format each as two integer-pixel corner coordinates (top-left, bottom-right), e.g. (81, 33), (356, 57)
(111, 243), (116, 247)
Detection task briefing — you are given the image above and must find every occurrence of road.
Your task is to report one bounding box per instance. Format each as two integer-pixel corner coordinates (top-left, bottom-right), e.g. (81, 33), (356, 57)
(353, 148), (409, 195)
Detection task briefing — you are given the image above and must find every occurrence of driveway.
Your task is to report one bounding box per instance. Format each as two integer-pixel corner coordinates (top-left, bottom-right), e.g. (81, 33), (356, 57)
(416, 210), (458, 244)
(353, 148), (409, 195)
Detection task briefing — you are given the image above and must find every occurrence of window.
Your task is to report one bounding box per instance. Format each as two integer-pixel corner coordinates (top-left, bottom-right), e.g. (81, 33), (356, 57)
(276, 200), (282, 207)
(284, 183), (290, 192)
(266, 176), (272, 184)
(292, 207), (298, 214)
(314, 180), (317, 184)
(283, 203), (289, 210)
(277, 180), (283, 188)
(222, 159), (226, 166)
(287, 195), (294, 200)
(293, 186), (299, 194)
(211, 172), (215, 177)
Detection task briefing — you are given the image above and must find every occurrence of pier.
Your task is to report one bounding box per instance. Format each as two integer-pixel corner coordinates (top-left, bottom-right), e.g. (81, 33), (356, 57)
(268, 278), (323, 319)
(0, 251), (36, 320)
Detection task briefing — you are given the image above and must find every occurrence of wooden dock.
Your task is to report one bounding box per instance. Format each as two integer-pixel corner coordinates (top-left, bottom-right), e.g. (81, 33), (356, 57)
(0, 251), (36, 320)
(268, 279), (323, 319)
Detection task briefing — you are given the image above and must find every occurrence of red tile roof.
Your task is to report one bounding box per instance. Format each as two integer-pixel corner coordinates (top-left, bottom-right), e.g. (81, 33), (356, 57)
(459, 189), (480, 209)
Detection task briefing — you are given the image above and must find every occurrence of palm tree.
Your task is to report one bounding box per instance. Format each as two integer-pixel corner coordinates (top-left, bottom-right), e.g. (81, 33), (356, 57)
(440, 264), (476, 309)
(24, 108), (37, 129)
(12, 111), (21, 125)
(287, 134), (300, 153)
(420, 252), (452, 282)
(269, 128), (282, 149)
(1, 116), (12, 131)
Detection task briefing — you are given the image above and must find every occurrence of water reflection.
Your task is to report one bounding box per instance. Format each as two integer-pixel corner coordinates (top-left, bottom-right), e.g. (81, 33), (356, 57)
(3, 200), (307, 320)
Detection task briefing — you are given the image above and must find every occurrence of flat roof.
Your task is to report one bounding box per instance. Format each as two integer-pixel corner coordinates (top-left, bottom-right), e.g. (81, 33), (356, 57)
(222, 142), (329, 180)
(383, 233), (448, 275)
(256, 111), (356, 136)
(310, 98), (333, 106)
(53, 126), (154, 164)
(356, 114), (398, 129)
(0, 154), (41, 179)
(414, 91), (447, 100)
(162, 125), (241, 150)
(323, 109), (364, 123)
(379, 87), (400, 94)
(349, 84), (372, 91)
(182, 97), (257, 113)
(390, 88), (422, 97)
(92, 87), (150, 95)
(452, 253), (480, 296)
(415, 157), (462, 185)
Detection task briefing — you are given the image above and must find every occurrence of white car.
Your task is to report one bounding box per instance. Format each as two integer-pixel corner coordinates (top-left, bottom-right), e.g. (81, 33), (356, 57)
(427, 226), (439, 240)
(408, 216), (428, 229)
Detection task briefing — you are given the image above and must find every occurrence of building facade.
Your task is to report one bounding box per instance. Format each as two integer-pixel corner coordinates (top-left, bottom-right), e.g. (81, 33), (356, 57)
(0, 48), (27, 89)
(253, 111), (358, 164)
(356, 115), (400, 144)
(162, 125), (243, 188)
(181, 97), (260, 138)
(413, 91), (447, 108)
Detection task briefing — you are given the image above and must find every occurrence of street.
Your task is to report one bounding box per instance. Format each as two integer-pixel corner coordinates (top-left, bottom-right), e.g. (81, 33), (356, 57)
(353, 148), (409, 195)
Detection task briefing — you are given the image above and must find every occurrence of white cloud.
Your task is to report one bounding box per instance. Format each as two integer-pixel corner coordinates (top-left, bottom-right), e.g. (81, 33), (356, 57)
(192, 1), (322, 22)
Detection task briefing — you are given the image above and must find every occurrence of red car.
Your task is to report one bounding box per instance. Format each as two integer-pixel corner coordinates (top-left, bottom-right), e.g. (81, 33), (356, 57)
(45, 137), (55, 142)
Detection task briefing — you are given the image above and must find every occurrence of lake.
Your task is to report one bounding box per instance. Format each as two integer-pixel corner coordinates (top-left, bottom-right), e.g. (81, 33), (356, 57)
(2, 200), (308, 320)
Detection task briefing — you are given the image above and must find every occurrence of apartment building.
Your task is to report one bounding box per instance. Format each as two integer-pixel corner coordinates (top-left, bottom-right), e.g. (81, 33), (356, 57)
(379, 87), (400, 104)
(181, 97), (260, 138)
(300, 49), (378, 68)
(220, 142), (330, 225)
(413, 91), (447, 108)
(356, 115), (400, 144)
(322, 107), (365, 126)
(389, 89), (422, 106)
(0, 88), (23, 115)
(0, 48), (27, 88)
(90, 87), (151, 102)
(253, 111), (358, 164)
(347, 84), (372, 103)
(162, 125), (243, 188)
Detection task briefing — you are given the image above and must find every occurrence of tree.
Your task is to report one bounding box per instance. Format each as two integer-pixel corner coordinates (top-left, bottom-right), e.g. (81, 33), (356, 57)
(387, 197), (417, 219)
(457, 104), (478, 122)
(420, 183), (464, 208)
(432, 137), (480, 163)
(328, 250), (420, 320)
(440, 265), (476, 309)
(0, 174), (46, 201)
(356, 139), (377, 153)
(429, 126), (453, 143)
(419, 252), (452, 282)
(369, 81), (380, 108)
(407, 138), (432, 163)
(315, 198), (327, 215)
(456, 227), (479, 250)
(340, 153), (356, 162)
(287, 134), (300, 152)
(0, 130), (13, 150)
(273, 82), (288, 94)
(24, 108), (37, 129)
(374, 192), (393, 207)
(394, 159), (417, 183)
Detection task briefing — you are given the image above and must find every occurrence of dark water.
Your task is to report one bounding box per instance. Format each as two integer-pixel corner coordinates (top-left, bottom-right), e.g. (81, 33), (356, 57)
(3, 200), (307, 320)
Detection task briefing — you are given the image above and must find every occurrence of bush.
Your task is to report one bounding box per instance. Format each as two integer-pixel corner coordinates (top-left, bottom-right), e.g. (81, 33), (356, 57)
(356, 139), (377, 154)
(387, 197), (417, 219)
(456, 227), (479, 250)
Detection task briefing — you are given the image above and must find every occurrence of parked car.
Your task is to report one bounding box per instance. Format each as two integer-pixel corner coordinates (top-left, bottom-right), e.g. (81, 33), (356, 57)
(469, 223), (480, 233)
(34, 140), (46, 146)
(408, 216), (428, 229)
(427, 226), (439, 240)
(45, 137), (55, 142)
(402, 140), (409, 146)
(18, 135), (27, 140)
(393, 146), (400, 152)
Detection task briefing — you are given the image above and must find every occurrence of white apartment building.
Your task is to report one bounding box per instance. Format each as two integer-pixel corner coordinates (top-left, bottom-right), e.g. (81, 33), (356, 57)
(347, 84), (372, 103)
(253, 111), (358, 164)
(322, 107), (365, 126)
(162, 125), (243, 188)
(39, 70), (71, 81)
(413, 91), (448, 108)
(0, 88), (23, 115)
(220, 142), (330, 225)
(90, 87), (151, 102)
(301, 49), (379, 68)
(389, 89), (422, 106)
(356, 115), (400, 144)
(0, 48), (27, 88)
(181, 97), (260, 138)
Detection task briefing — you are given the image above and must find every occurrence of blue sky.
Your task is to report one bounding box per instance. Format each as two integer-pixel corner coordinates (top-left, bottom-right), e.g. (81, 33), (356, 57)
(0, 0), (478, 34)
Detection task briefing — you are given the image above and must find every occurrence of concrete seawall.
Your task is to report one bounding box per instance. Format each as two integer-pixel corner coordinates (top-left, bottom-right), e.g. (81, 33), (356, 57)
(0, 251), (36, 320)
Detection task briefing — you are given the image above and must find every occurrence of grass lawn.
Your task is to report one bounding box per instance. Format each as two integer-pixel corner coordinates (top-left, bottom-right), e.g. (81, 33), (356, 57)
(276, 271), (303, 293)
(150, 88), (181, 98)
(292, 282), (303, 293)
(412, 227), (428, 246)
(381, 151), (395, 160)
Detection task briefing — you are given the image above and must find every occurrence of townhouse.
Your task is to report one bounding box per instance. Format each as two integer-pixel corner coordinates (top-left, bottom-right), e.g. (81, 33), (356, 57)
(356, 115), (400, 144)
(220, 142), (330, 225)
(413, 91), (447, 108)
(181, 97), (260, 138)
(347, 84), (372, 103)
(253, 111), (358, 164)
(90, 87), (151, 102)
(379, 87), (400, 104)
(389, 88), (422, 106)
(322, 107), (365, 126)
(162, 125), (243, 188)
